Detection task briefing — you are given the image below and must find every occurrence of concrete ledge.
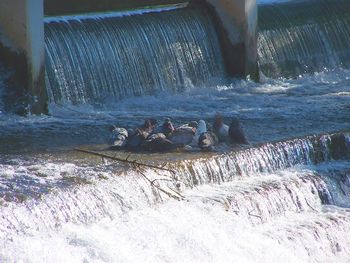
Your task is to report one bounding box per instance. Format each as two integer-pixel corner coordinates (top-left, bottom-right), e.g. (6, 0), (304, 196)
(44, 0), (187, 16)
(0, 0), (47, 114)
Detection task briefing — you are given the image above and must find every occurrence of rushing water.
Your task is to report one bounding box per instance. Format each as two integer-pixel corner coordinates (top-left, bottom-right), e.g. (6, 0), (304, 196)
(0, 1), (350, 262)
(258, 0), (350, 77)
(0, 134), (350, 262)
(45, 6), (225, 105)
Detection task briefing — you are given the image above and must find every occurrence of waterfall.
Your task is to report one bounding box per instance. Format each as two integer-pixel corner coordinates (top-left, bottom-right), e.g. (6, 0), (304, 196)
(0, 132), (349, 261)
(44, 7), (226, 105)
(0, 133), (348, 236)
(1, 1), (350, 260)
(258, 0), (350, 78)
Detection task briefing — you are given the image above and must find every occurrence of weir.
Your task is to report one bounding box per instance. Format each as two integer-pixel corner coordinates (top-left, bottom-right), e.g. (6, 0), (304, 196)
(258, 0), (350, 77)
(0, 0), (350, 112)
(45, 7), (226, 104)
(0, 1), (350, 261)
(0, 0), (258, 113)
(0, 132), (350, 261)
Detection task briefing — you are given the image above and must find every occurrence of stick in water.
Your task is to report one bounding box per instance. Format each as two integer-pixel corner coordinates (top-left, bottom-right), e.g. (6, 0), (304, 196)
(74, 148), (175, 174)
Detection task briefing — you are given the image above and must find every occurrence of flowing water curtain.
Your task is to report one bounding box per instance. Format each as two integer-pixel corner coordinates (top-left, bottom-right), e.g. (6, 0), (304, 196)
(258, 0), (350, 78)
(45, 8), (226, 105)
(0, 133), (349, 240)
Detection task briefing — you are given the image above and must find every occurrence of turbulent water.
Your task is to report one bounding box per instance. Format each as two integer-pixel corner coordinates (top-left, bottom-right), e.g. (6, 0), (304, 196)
(0, 68), (349, 153)
(0, 1), (350, 262)
(0, 134), (350, 262)
(0, 66), (349, 261)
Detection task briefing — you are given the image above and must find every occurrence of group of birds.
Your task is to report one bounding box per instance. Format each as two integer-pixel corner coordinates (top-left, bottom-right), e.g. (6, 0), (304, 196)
(108, 114), (249, 152)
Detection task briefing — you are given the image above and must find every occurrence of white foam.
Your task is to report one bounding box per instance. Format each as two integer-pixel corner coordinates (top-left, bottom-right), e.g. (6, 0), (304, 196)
(2, 195), (350, 263)
(0, 148), (349, 262)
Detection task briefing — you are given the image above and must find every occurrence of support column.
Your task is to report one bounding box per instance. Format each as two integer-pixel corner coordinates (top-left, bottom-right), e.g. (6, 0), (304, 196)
(0, 0), (47, 114)
(199, 0), (259, 80)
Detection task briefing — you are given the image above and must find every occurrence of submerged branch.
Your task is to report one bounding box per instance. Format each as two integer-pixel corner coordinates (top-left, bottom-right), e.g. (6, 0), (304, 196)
(135, 166), (185, 201)
(75, 148), (176, 174)
(75, 148), (185, 201)
(248, 209), (263, 220)
(305, 199), (318, 212)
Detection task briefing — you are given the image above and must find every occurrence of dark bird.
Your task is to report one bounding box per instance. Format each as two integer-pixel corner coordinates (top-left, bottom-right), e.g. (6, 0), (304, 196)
(161, 118), (175, 137)
(228, 117), (249, 145)
(213, 113), (230, 142)
(127, 119), (157, 149)
(142, 133), (178, 152)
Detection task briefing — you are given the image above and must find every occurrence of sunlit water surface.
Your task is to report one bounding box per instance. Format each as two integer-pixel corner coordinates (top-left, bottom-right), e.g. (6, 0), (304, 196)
(0, 64), (349, 262)
(0, 1), (350, 260)
(0, 68), (349, 153)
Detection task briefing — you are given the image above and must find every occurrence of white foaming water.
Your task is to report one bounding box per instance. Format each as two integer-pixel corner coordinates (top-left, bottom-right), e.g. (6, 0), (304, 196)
(0, 54), (349, 262)
(6, 203), (350, 263)
(1, 3), (349, 260)
(49, 68), (350, 125)
(0, 131), (349, 262)
(1, 159), (350, 263)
